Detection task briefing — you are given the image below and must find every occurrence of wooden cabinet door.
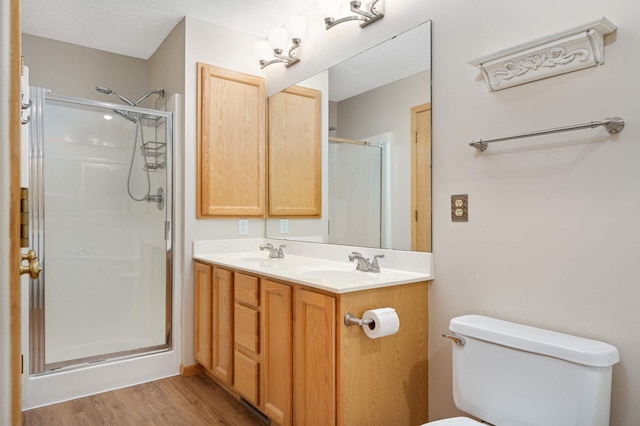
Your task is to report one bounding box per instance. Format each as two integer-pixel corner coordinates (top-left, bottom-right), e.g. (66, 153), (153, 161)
(212, 267), (234, 384)
(262, 280), (292, 426)
(293, 289), (336, 426)
(197, 63), (266, 217)
(194, 262), (213, 371)
(268, 85), (322, 217)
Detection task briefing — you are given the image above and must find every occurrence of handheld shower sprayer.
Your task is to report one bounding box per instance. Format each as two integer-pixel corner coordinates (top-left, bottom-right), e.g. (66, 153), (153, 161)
(95, 86), (137, 106)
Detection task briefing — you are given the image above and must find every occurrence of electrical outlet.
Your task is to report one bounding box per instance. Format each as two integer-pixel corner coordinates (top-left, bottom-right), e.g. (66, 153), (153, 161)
(451, 194), (468, 222)
(280, 219), (289, 234)
(238, 219), (249, 235)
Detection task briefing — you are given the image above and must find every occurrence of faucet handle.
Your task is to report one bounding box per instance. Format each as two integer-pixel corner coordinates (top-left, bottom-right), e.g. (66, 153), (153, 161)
(371, 254), (384, 272)
(276, 245), (286, 258)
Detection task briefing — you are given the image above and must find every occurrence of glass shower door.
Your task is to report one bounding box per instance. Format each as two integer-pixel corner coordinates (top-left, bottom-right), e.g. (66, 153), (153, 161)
(29, 89), (173, 373)
(328, 140), (383, 247)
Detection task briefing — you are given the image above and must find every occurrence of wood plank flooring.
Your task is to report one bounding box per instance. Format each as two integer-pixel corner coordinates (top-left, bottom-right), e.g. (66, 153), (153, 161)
(22, 374), (265, 426)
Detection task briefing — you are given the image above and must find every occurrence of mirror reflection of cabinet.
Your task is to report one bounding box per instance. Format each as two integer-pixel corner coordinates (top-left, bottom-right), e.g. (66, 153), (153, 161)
(267, 86), (322, 217)
(196, 63), (266, 218)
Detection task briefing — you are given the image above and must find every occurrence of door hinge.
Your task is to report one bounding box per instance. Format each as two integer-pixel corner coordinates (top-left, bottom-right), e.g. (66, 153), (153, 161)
(414, 132), (418, 143)
(20, 188), (29, 247)
(165, 221), (170, 240)
(21, 354), (24, 374)
(415, 210), (418, 221)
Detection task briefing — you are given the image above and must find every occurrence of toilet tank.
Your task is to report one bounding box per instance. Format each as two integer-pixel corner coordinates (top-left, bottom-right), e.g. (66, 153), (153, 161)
(448, 315), (620, 426)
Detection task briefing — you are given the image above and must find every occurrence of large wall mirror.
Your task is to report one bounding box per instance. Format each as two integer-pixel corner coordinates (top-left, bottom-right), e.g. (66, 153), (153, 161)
(266, 21), (431, 252)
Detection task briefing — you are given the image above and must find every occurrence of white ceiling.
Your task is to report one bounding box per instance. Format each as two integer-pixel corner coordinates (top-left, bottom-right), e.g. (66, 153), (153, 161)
(21, 0), (317, 59)
(21, 0), (430, 101)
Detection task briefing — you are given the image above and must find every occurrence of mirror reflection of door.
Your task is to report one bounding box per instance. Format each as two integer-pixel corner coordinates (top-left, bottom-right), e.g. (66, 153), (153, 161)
(411, 103), (432, 252)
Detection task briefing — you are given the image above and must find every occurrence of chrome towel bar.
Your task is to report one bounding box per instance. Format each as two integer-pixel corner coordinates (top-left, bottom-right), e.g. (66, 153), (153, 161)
(469, 117), (625, 152)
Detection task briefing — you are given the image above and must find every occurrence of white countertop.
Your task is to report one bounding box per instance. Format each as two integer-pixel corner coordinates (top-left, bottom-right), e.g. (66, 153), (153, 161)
(193, 251), (432, 294)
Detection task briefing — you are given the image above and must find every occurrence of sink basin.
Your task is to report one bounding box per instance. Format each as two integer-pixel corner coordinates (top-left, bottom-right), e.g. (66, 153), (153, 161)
(298, 268), (378, 282)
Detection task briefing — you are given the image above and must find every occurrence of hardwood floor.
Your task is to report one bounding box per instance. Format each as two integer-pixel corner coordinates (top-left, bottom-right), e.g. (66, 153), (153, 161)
(22, 374), (265, 426)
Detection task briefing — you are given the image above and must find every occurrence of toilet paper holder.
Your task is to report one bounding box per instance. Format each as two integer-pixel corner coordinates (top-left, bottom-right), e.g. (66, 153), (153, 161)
(344, 313), (374, 327)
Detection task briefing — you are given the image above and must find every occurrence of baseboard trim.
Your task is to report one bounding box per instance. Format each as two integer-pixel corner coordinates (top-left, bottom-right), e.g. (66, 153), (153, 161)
(180, 363), (203, 377)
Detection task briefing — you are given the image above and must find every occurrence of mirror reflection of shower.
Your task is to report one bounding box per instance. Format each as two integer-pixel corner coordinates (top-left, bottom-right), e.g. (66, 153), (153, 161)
(95, 86), (166, 209)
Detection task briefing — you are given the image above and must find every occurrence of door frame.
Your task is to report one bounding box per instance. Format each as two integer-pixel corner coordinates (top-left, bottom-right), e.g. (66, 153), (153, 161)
(410, 103), (432, 252)
(2, 0), (23, 423)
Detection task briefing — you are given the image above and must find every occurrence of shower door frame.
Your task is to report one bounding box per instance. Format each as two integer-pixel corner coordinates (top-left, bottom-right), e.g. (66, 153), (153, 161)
(328, 136), (391, 248)
(28, 90), (174, 374)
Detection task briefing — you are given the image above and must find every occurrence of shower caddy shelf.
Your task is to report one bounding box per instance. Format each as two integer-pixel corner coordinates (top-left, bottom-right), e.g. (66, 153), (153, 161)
(141, 141), (166, 171)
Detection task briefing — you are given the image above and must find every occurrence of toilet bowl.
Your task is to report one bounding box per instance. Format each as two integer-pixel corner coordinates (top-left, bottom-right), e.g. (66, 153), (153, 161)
(423, 315), (620, 426)
(424, 417), (481, 425)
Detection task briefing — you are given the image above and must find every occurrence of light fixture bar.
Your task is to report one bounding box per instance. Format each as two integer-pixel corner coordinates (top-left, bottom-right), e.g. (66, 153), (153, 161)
(259, 39), (301, 69)
(256, 16), (306, 69)
(324, 0), (384, 30)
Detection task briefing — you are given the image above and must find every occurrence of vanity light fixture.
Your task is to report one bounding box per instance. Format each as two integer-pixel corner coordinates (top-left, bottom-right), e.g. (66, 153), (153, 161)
(255, 16), (307, 69)
(319, 0), (384, 30)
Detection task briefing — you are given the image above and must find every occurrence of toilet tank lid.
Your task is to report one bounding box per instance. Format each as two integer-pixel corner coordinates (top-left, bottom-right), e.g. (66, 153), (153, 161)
(450, 315), (620, 367)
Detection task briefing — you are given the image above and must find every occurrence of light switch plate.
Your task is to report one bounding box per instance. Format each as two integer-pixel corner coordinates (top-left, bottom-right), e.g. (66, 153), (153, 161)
(280, 219), (289, 234)
(238, 219), (249, 235)
(451, 194), (468, 222)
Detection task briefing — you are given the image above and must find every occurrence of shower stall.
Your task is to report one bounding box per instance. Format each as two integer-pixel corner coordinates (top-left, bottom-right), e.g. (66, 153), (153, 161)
(26, 87), (174, 378)
(328, 133), (390, 248)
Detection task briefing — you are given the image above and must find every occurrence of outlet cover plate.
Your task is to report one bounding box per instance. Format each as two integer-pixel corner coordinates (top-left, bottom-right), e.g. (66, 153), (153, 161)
(451, 194), (468, 222)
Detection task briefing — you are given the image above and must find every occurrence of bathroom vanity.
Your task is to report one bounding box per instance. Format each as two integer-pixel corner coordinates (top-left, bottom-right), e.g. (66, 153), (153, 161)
(193, 242), (431, 426)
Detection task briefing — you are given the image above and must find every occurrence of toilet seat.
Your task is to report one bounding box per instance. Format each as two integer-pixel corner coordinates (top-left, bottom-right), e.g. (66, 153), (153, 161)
(421, 416), (483, 426)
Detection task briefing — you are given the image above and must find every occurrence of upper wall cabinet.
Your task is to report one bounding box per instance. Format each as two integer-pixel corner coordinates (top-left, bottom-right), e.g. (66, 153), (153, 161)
(197, 63), (266, 218)
(267, 86), (322, 217)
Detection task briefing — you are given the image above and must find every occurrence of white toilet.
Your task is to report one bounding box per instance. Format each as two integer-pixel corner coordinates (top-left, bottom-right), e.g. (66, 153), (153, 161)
(424, 315), (620, 426)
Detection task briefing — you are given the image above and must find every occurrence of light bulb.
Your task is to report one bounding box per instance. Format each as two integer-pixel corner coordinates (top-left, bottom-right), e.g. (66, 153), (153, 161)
(254, 40), (273, 61)
(286, 16), (307, 40)
(268, 27), (289, 53)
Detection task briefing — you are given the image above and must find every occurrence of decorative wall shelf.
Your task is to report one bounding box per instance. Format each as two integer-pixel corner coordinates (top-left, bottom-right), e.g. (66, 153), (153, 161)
(470, 17), (617, 92)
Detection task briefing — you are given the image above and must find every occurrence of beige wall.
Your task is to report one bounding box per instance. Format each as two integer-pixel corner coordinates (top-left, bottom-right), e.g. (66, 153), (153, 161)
(272, 0), (640, 424)
(19, 1), (640, 423)
(22, 34), (148, 100)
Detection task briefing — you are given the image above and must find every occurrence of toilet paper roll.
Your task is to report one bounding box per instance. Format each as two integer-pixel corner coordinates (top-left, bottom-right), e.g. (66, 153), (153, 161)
(362, 307), (400, 339)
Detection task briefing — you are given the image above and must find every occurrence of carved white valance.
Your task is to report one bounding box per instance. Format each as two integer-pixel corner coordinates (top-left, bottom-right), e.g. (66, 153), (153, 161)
(470, 17), (617, 92)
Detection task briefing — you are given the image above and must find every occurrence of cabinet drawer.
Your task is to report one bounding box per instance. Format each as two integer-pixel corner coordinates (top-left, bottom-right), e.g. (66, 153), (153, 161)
(234, 350), (260, 406)
(235, 273), (259, 307)
(235, 304), (259, 354)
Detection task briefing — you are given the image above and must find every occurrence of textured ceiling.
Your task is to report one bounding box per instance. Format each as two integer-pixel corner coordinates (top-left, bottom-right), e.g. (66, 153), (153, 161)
(21, 0), (317, 59)
(329, 21), (430, 102)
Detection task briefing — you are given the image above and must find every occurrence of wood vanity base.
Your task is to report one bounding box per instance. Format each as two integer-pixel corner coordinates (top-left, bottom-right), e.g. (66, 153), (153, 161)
(194, 261), (429, 426)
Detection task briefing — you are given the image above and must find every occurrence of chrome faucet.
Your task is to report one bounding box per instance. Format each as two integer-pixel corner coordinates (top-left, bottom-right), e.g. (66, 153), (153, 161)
(260, 243), (286, 259)
(348, 252), (384, 273)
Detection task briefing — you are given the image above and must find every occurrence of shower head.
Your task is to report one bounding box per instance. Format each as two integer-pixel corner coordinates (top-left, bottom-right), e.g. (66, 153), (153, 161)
(96, 86), (113, 95)
(113, 108), (137, 124)
(95, 86), (136, 107)
(135, 89), (165, 106)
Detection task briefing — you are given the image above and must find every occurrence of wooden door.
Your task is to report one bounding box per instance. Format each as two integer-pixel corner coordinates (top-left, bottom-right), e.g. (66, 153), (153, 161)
(261, 280), (292, 426)
(197, 63), (266, 217)
(212, 267), (234, 384)
(411, 103), (432, 252)
(5, 0), (23, 423)
(293, 289), (336, 426)
(194, 262), (213, 371)
(268, 85), (322, 217)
